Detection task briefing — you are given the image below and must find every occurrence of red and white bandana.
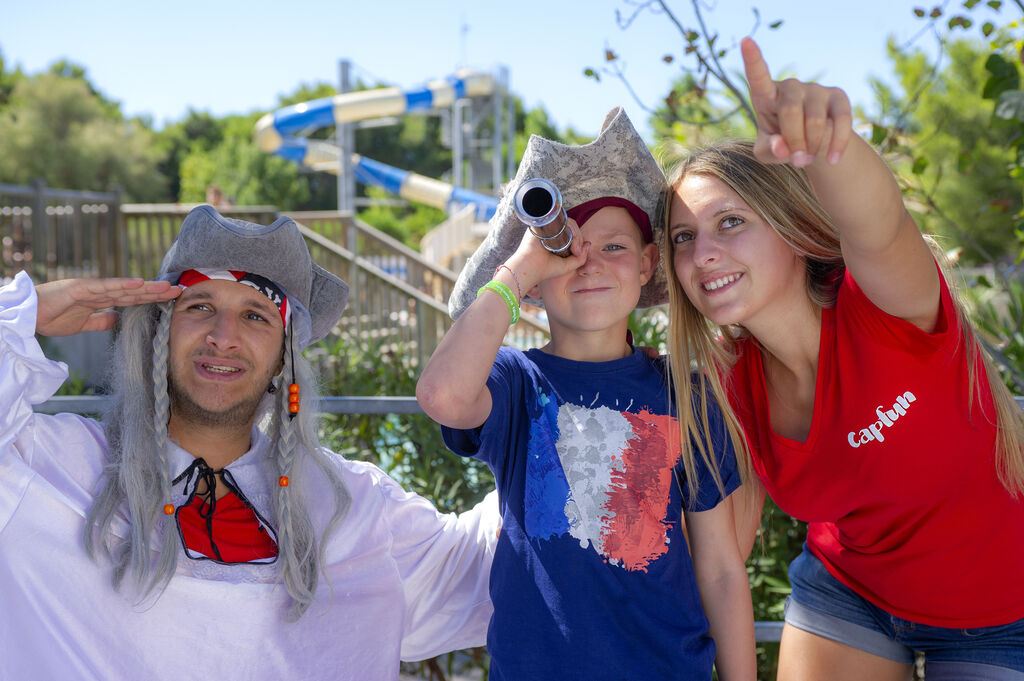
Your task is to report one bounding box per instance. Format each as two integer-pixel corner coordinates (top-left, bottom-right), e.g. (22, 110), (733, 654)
(177, 268), (290, 328)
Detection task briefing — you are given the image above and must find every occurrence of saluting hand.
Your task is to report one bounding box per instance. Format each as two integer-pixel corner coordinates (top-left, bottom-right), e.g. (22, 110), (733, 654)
(741, 37), (853, 167)
(34, 278), (181, 337)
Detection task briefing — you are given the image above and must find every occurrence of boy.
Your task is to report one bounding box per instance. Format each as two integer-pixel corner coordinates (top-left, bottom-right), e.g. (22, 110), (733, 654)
(417, 108), (755, 680)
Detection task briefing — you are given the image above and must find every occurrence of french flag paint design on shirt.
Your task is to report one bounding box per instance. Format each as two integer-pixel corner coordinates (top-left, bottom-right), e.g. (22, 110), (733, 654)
(525, 392), (681, 572)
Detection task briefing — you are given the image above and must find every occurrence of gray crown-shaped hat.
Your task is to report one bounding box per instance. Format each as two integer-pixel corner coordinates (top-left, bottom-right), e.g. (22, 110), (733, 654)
(448, 106), (668, 319)
(158, 205), (349, 348)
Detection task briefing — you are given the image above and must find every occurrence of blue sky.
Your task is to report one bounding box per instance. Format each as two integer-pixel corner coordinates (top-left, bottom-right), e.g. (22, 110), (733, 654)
(0, 0), (991, 141)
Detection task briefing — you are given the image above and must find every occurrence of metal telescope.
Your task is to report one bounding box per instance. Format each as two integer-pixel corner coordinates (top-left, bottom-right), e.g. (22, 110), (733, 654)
(512, 178), (573, 257)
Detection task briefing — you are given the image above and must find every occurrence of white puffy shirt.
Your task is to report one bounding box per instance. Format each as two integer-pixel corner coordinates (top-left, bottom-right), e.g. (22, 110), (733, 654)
(0, 272), (498, 681)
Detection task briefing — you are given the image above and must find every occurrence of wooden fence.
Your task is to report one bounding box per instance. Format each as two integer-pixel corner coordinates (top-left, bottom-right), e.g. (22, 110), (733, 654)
(118, 206), (548, 363)
(291, 210), (460, 305)
(0, 181), (123, 282)
(0, 186), (548, 363)
(120, 203), (280, 279)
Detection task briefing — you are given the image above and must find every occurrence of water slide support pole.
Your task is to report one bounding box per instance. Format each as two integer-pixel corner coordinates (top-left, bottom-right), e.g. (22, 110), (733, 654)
(492, 67), (505, 192)
(337, 60), (356, 215)
(452, 100), (465, 192)
(338, 59), (359, 333)
(505, 71), (515, 181)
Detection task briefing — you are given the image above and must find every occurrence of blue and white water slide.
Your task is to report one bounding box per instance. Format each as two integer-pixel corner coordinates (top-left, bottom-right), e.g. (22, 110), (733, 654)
(253, 69), (500, 219)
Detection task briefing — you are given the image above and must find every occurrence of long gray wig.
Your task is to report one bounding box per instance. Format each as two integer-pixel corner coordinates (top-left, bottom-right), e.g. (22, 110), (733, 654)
(83, 299), (352, 619)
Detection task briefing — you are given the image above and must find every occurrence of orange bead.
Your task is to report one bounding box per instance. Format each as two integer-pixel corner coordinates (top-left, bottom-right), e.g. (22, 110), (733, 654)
(288, 393), (300, 404)
(288, 403), (300, 414)
(278, 476), (290, 487)
(288, 383), (300, 394)
(163, 504), (175, 515)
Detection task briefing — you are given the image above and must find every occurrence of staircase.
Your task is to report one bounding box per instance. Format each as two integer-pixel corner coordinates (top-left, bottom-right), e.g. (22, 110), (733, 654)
(291, 210), (548, 365)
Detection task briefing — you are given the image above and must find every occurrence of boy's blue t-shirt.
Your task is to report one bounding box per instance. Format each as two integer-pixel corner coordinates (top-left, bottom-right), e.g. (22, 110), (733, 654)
(442, 346), (741, 681)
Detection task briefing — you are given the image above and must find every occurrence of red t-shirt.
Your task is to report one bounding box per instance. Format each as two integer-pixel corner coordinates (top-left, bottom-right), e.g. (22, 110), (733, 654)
(729, 267), (1024, 627)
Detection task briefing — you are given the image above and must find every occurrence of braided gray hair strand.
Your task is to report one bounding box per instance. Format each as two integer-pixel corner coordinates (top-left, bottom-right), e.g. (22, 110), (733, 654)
(84, 300), (179, 598)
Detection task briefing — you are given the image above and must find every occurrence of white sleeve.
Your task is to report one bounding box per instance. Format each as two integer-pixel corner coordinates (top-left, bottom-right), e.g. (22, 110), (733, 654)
(382, 478), (500, 661)
(0, 272), (70, 454)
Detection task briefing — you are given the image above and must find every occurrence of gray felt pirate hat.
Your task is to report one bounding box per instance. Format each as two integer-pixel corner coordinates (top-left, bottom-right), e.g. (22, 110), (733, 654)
(448, 106), (668, 320)
(158, 205), (349, 348)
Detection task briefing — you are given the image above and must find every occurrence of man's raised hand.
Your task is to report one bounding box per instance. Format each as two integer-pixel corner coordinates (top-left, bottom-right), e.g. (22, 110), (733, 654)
(35, 278), (181, 337)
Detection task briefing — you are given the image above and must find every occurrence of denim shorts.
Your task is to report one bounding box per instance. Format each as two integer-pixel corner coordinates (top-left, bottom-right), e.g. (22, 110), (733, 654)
(785, 546), (1024, 679)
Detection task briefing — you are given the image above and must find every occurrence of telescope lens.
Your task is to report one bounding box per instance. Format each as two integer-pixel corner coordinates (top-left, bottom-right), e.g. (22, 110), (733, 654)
(521, 187), (554, 218)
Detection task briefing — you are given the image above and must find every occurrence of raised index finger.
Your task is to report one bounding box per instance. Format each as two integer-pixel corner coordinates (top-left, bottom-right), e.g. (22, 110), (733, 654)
(741, 37), (777, 107)
(826, 90), (854, 164)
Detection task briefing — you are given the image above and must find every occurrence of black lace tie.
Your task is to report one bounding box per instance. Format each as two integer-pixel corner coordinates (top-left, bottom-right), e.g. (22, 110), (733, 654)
(172, 457), (224, 561)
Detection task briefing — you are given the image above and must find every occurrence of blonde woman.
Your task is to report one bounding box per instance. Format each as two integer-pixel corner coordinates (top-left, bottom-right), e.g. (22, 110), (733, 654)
(664, 38), (1024, 680)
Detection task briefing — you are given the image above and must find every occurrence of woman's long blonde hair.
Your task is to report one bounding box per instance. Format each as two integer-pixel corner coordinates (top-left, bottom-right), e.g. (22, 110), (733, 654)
(662, 139), (1024, 499)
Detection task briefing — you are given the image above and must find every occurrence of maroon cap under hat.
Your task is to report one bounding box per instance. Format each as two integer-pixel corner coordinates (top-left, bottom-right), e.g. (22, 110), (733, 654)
(567, 197), (653, 244)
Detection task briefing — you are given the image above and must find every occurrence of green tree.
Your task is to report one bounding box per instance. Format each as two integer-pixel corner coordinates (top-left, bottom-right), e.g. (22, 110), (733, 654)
(510, 101), (589, 159)
(357, 186), (448, 245)
(153, 109), (226, 202)
(179, 113), (310, 208)
(0, 69), (165, 200)
(47, 59), (121, 116)
(652, 72), (756, 170)
(0, 47), (26, 107)
(868, 37), (1022, 263)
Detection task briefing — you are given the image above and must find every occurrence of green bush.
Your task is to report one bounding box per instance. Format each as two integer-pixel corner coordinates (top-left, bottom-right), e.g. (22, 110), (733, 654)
(312, 334), (492, 680)
(964, 272), (1024, 393)
(313, 335), (494, 513)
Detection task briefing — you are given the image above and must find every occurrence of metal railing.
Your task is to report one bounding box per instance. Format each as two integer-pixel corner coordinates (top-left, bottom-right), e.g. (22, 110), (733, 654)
(34, 391), (786, 642)
(55, 390), (1021, 643)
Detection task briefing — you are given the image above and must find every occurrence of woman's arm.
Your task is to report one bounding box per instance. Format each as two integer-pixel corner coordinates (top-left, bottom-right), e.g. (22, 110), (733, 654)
(733, 476), (767, 561)
(742, 37), (940, 332)
(687, 491), (757, 681)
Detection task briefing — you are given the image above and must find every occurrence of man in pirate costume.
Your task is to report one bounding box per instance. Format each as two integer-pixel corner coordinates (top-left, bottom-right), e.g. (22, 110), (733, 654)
(0, 205), (498, 680)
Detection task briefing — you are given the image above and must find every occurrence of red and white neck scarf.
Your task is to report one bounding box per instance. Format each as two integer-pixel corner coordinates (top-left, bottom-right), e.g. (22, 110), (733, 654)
(177, 268), (290, 329)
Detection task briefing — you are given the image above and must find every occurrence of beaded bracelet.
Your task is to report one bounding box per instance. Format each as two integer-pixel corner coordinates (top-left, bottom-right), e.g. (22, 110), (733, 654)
(478, 280), (520, 325)
(494, 264), (523, 301)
